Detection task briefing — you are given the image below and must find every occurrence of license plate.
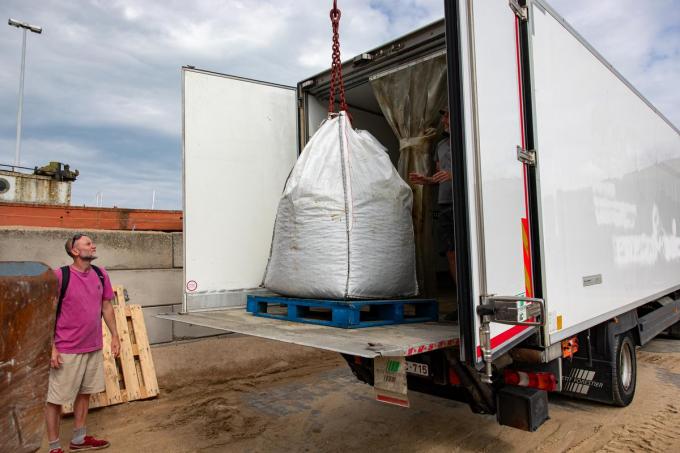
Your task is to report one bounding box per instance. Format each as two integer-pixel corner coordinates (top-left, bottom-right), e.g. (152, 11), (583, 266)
(405, 361), (429, 376)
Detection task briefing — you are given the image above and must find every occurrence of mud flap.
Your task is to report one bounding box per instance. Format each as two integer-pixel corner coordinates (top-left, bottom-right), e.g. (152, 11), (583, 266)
(561, 357), (613, 403)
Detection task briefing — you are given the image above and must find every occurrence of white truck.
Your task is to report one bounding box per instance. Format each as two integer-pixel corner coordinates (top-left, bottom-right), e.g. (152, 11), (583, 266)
(162, 0), (680, 430)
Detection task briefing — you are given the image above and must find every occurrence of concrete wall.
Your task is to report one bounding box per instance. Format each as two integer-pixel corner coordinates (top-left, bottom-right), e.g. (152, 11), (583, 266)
(0, 226), (221, 343)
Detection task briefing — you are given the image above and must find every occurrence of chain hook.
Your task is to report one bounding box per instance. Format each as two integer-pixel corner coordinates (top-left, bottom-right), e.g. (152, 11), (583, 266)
(327, 0), (350, 121)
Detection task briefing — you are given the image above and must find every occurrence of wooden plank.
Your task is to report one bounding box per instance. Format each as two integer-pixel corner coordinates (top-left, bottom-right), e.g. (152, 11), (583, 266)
(99, 317), (123, 405)
(129, 305), (159, 398)
(134, 360), (149, 399)
(113, 286), (141, 401)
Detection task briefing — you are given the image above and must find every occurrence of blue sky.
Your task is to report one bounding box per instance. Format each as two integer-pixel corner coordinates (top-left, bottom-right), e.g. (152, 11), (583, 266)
(1, 0), (678, 210)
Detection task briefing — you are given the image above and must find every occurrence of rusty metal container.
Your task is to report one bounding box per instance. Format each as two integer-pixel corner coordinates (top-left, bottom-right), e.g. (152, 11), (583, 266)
(1, 262), (58, 453)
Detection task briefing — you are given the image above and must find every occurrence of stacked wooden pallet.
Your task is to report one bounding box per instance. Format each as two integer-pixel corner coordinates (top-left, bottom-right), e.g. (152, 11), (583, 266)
(63, 286), (159, 414)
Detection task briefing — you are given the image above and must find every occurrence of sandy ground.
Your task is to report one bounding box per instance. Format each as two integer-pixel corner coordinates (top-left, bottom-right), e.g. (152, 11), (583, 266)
(43, 335), (680, 453)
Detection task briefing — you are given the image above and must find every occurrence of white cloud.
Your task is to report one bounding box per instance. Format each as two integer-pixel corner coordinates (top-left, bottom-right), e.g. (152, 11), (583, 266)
(0, 0), (677, 209)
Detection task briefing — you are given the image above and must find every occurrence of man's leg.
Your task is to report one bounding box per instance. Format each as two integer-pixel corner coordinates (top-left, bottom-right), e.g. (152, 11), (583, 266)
(69, 351), (109, 450)
(45, 402), (62, 448)
(72, 393), (90, 430)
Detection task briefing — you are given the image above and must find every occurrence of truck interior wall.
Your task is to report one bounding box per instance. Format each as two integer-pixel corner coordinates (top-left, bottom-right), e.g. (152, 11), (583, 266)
(305, 93), (400, 165)
(529, 1), (680, 344)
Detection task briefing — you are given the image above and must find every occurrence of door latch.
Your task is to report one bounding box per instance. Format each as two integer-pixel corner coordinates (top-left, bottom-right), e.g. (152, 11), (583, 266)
(509, 0), (528, 21)
(517, 146), (536, 166)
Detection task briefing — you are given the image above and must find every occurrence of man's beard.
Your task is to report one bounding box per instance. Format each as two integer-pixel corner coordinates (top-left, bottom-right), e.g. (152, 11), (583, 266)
(81, 254), (97, 262)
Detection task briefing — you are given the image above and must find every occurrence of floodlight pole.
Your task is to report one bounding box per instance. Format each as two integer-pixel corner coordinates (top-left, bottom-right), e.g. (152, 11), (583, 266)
(8, 19), (42, 167)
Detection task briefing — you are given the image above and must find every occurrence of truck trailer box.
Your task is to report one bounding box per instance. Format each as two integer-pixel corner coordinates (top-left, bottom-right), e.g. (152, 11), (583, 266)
(162, 0), (680, 429)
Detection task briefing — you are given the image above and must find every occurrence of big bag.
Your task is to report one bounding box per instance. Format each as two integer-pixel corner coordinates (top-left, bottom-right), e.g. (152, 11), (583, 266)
(263, 111), (418, 299)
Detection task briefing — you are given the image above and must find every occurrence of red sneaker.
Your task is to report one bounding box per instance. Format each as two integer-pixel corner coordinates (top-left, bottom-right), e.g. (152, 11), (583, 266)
(69, 435), (110, 451)
(49, 449), (64, 453)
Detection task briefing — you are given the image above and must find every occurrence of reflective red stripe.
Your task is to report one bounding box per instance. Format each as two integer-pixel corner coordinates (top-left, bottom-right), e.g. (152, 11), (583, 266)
(476, 324), (530, 358)
(376, 394), (410, 407)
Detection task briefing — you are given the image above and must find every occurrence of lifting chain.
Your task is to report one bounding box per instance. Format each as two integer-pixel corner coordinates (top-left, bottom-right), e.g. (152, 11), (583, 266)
(328, 0), (349, 116)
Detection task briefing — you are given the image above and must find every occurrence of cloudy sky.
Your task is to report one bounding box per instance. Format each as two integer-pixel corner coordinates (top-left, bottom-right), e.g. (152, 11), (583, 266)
(1, 0), (678, 210)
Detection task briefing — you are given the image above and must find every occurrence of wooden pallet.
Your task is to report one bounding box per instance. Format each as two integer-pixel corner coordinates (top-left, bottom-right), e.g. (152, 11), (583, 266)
(246, 295), (438, 328)
(63, 285), (159, 413)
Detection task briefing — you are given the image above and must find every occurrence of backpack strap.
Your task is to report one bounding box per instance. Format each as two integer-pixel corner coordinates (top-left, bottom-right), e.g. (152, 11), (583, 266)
(91, 264), (105, 287)
(91, 265), (110, 303)
(56, 265), (71, 328)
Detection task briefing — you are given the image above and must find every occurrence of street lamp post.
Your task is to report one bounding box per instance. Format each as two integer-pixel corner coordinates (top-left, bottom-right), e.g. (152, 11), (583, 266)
(8, 18), (42, 167)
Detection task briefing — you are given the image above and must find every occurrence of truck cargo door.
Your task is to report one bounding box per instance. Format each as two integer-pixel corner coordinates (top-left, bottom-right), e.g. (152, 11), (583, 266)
(181, 67), (298, 311)
(448, 0), (542, 367)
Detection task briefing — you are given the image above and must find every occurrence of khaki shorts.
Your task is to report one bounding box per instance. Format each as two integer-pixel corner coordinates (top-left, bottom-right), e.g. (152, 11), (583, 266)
(47, 350), (105, 405)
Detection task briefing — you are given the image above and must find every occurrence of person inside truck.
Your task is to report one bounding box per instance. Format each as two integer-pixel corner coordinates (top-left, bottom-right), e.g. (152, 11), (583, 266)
(408, 107), (456, 291)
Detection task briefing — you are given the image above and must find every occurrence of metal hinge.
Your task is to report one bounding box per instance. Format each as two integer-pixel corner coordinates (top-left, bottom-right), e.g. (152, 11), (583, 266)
(509, 0), (528, 21)
(517, 146), (536, 166)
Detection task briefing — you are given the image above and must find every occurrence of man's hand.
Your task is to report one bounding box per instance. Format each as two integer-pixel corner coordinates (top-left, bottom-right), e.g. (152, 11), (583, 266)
(110, 335), (121, 358)
(50, 345), (64, 369)
(431, 170), (452, 183)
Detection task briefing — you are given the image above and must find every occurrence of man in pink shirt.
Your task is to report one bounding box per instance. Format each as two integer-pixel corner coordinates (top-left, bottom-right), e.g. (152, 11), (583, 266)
(45, 233), (120, 453)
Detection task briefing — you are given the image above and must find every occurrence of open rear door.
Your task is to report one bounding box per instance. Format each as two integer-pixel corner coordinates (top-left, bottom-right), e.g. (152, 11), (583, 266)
(182, 67), (298, 311)
(450, 0), (543, 369)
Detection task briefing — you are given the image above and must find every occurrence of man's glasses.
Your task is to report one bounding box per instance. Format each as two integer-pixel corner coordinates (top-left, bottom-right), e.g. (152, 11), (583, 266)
(71, 233), (84, 248)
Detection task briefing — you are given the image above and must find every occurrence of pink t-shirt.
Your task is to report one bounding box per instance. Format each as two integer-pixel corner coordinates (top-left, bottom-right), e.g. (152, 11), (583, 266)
(54, 265), (115, 354)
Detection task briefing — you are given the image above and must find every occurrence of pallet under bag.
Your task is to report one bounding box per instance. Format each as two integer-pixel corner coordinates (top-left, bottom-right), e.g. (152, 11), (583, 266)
(264, 111), (418, 299)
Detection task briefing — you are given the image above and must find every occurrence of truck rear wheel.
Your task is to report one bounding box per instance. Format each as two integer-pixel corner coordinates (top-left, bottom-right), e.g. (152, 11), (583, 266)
(611, 332), (636, 406)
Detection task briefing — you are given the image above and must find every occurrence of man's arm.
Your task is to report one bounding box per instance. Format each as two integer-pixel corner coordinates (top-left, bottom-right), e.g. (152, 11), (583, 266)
(431, 160), (452, 183)
(50, 343), (64, 368)
(102, 299), (121, 357)
(409, 162), (451, 185)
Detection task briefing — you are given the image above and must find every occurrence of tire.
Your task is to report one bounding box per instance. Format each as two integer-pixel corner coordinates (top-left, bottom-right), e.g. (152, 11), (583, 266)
(611, 332), (636, 407)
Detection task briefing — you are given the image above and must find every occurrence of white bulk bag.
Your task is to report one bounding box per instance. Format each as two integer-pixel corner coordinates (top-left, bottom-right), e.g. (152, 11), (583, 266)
(263, 111), (417, 299)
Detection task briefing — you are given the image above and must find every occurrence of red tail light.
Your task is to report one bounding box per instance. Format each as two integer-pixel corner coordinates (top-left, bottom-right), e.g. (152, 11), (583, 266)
(503, 368), (557, 392)
(448, 368), (461, 385)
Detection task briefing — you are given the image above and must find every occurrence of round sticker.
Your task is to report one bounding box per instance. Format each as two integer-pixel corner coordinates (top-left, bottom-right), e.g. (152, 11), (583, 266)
(186, 280), (198, 292)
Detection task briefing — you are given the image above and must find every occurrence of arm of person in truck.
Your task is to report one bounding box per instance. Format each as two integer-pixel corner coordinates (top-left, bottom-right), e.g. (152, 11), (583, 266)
(409, 161), (452, 185)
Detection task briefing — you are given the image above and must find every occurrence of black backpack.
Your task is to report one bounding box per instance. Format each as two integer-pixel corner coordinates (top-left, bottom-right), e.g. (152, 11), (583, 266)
(56, 265), (105, 325)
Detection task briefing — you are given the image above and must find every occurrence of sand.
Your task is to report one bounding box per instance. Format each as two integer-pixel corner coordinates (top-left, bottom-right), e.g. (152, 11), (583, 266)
(43, 334), (680, 452)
